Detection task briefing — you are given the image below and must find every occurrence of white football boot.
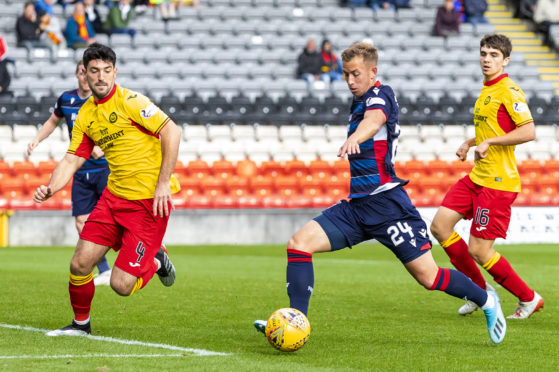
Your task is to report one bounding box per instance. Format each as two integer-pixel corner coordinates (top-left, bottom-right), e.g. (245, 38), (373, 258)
(507, 291), (544, 319)
(93, 269), (111, 286)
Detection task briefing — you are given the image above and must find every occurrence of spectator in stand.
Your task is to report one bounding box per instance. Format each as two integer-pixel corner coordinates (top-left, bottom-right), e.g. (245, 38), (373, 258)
(533, 0), (559, 45)
(35, 0), (55, 16)
(65, 1), (96, 49)
(320, 40), (343, 81)
(40, 11), (65, 49)
(434, 0), (461, 37)
(370, 0), (395, 11)
(0, 60), (10, 96)
(0, 37), (10, 96)
(463, 0), (488, 25)
(516, 0), (537, 20)
(16, 2), (50, 50)
(150, 0), (177, 21)
(103, 0), (136, 37)
(0, 37), (11, 96)
(84, 0), (105, 34)
(297, 39), (328, 85)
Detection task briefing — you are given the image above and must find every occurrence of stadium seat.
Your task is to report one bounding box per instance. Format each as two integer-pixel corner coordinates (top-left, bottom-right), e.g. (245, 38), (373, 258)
(285, 158), (308, 177)
(187, 159), (211, 178)
(212, 158), (235, 178)
(203, 176), (226, 197)
(236, 158), (258, 178)
(250, 175), (274, 196)
(225, 176), (250, 197)
(12, 160), (37, 178)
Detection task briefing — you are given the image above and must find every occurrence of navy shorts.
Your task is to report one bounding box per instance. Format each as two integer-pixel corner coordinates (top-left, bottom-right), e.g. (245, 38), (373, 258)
(71, 168), (110, 217)
(316, 186), (432, 264)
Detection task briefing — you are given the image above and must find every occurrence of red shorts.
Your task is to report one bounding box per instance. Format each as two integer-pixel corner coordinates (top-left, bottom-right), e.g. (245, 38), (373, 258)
(80, 189), (170, 277)
(441, 175), (517, 240)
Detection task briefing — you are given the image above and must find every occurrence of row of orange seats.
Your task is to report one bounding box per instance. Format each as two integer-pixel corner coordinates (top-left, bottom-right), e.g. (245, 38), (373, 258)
(4, 188), (559, 210)
(3, 158), (559, 179)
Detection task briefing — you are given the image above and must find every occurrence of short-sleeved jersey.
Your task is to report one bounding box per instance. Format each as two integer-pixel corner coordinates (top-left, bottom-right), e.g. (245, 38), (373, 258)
(67, 84), (171, 200)
(53, 89), (108, 173)
(469, 74), (533, 193)
(347, 81), (407, 198)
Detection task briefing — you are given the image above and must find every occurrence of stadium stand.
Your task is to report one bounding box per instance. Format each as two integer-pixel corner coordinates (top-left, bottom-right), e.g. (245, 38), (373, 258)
(0, 0), (558, 209)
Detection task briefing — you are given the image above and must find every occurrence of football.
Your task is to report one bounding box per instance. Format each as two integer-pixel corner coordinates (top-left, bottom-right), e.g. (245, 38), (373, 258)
(265, 308), (311, 352)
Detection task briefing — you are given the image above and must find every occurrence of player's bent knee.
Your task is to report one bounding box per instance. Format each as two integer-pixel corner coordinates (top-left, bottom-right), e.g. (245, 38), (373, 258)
(69, 255), (93, 276)
(287, 235), (313, 254)
(110, 280), (134, 296)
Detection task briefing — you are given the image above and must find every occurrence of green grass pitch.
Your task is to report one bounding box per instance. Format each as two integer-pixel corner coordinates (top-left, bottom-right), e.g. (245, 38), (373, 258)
(1, 243), (558, 371)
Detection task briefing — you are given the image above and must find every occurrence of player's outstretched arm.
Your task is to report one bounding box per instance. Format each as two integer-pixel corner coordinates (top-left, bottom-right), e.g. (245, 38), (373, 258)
(474, 122), (535, 163)
(27, 113), (63, 156)
(456, 137), (476, 161)
(33, 153), (86, 203)
(153, 120), (181, 217)
(338, 109), (385, 158)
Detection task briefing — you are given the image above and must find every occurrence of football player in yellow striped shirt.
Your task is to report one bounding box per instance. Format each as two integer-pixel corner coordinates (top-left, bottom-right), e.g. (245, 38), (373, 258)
(33, 43), (182, 336)
(430, 34), (543, 319)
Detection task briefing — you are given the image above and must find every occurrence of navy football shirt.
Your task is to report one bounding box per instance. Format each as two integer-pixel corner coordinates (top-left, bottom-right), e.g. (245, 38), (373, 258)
(347, 81), (407, 198)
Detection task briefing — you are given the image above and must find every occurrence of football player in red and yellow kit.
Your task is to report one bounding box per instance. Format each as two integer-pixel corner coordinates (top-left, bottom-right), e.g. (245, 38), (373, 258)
(430, 34), (543, 319)
(33, 43), (182, 336)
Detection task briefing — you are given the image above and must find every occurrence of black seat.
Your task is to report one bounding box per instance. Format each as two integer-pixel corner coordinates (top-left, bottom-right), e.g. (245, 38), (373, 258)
(183, 92), (206, 125)
(159, 94), (185, 123)
(528, 96), (549, 123)
(226, 93), (253, 125)
(275, 95), (300, 125)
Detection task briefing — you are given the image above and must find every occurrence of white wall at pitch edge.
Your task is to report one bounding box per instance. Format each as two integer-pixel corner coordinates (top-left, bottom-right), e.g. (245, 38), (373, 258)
(7, 207), (559, 246)
(420, 207), (559, 245)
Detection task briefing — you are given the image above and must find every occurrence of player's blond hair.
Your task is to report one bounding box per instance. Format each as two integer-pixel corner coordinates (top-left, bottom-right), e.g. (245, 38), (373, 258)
(341, 42), (378, 66)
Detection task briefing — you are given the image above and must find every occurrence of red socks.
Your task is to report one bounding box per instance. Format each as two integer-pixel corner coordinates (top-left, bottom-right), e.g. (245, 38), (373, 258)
(483, 252), (534, 302)
(69, 272), (95, 322)
(440, 232), (486, 290)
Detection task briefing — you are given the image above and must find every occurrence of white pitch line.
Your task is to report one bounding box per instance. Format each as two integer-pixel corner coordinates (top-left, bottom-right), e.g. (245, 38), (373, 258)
(0, 354), (185, 360)
(0, 324), (230, 357)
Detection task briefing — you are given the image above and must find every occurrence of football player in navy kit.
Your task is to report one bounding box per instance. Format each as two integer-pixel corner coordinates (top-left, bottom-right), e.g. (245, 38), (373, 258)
(255, 42), (507, 344)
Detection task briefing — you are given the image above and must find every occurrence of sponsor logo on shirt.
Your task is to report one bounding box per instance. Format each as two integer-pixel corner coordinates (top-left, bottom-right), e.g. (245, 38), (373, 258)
(140, 104), (158, 119)
(513, 102), (528, 113)
(366, 97), (386, 107)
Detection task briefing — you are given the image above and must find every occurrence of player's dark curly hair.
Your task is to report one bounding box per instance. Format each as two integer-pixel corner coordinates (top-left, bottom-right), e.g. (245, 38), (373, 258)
(82, 43), (117, 68)
(480, 34), (512, 58)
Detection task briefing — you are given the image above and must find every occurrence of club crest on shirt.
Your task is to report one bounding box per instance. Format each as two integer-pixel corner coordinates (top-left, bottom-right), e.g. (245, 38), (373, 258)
(484, 96), (491, 105)
(366, 97), (386, 107)
(513, 102), (528, 113)
(109, 112), (118, 123)
(140, 104), (157, 119)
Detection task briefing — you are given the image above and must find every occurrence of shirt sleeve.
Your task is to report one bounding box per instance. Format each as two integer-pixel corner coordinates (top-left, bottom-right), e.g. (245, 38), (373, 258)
(125, 91), (170, 135)
(67, 113), (94, 159)
(53, 95), (63, 118)
(364, 89), (392, 120)
(502, 87), (533, 126)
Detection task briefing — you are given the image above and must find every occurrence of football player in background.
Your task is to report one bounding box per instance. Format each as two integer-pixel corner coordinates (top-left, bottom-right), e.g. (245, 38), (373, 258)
(430, 34), (543, 319)
(34, 43), (181, 336)
(255, 41), (507, 344)
(27, 60), (112, 286)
